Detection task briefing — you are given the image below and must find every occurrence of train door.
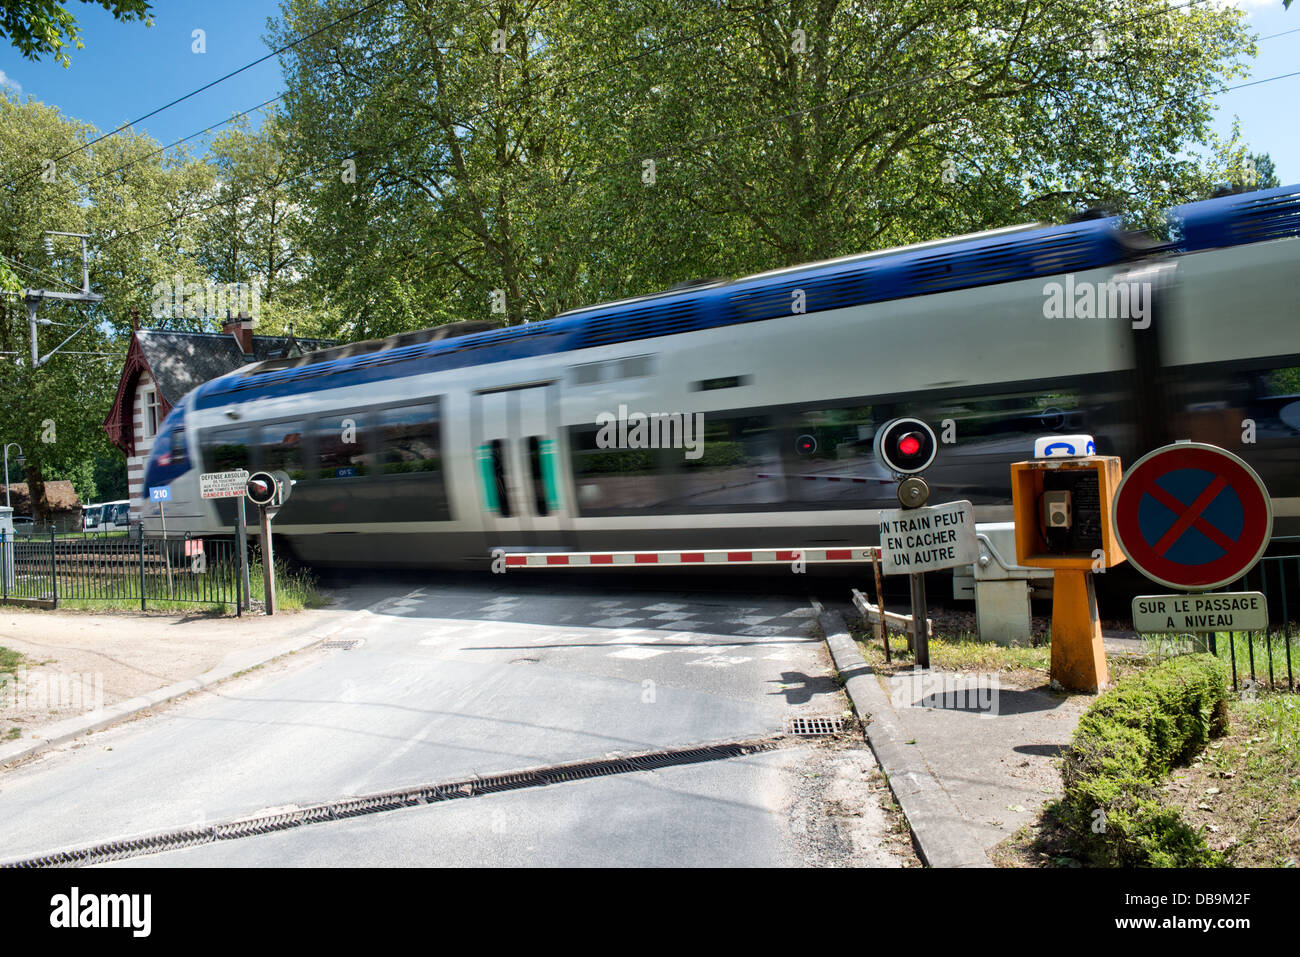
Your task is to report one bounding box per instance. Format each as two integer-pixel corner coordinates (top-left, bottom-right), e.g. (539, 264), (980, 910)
(473, 383), (570, 550)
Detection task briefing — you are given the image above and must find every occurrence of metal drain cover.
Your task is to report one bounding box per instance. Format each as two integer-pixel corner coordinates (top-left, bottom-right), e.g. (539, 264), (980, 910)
(322, 639), (363, 650)
(784, 715), (845, 736)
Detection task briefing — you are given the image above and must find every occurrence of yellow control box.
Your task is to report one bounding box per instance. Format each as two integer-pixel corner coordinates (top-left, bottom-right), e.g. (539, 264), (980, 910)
(1010, 456), (1125, 570)
(1009, 453), (1125, 693)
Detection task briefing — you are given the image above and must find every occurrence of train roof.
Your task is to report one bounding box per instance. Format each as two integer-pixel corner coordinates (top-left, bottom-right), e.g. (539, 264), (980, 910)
(1170, 183), (1300, 252)
(193, 184), (1300, 412)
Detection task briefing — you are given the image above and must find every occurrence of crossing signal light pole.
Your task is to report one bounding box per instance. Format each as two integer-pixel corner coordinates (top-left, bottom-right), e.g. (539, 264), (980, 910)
(874, 417), (940, 667)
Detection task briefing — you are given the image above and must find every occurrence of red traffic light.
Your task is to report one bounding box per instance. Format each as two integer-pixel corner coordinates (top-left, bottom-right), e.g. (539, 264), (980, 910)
(873, 417), (938, 475)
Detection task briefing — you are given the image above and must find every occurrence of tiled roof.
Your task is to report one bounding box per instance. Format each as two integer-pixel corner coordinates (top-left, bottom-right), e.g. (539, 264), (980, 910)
(3, 480), (81, 513)
(136, 330), (334, 405)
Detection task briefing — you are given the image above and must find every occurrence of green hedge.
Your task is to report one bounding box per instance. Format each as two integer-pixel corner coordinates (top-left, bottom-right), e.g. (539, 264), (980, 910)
(1058, 654), (1230, 867)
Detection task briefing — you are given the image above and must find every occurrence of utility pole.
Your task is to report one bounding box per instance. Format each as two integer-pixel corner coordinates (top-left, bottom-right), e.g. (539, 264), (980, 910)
(25, 232), (103, 367)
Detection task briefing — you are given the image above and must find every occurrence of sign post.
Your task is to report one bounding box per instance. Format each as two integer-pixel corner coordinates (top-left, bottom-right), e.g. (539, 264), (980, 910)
(872, 417), (967, 669)
(236, 498), (250, 612)
(149, 486), (173, 595)
(200, 469), (251, 611)
(1114, 442), (1272, 646)
(244, 470), (292, 615)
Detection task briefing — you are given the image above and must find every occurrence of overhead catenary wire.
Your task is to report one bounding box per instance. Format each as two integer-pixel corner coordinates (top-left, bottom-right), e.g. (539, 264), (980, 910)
(40, 0), (532, 200)
(0, 0), (397, 190)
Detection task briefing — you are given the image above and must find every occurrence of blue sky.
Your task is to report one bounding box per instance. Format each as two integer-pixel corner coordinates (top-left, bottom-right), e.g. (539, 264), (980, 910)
(0, 0), (1296, 181)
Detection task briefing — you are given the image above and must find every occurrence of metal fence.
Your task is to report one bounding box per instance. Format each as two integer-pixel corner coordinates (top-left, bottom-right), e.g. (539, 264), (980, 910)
(0, 529), (243, 613)
(1220, 545), (1300, 694)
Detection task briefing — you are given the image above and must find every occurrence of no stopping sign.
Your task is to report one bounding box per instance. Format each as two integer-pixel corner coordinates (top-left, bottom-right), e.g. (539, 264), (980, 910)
(1112, 443), (1272, 591)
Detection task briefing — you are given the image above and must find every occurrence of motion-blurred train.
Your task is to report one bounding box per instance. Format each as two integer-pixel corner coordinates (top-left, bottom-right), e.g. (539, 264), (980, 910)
(142, 184), (1300, 568)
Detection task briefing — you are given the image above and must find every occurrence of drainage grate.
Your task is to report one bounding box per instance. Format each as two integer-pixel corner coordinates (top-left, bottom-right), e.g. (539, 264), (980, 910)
(784, 715), (845, 736)
(0, 737), (778, 868)
(321, 639), (363, 650)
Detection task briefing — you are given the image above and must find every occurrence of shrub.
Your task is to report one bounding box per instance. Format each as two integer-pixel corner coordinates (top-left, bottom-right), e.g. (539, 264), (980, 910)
(1057, 654), (1229, 867)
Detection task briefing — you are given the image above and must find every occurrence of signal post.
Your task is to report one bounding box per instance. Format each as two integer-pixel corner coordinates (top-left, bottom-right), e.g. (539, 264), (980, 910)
(874, 418), (979, 669)
(245, 470), (293, 615)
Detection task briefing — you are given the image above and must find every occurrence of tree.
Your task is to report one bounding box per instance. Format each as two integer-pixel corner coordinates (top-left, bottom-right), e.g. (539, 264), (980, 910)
(272, 0), (1260, 333)
(0, 1), (153, 67)
(0, 92), (208, 520)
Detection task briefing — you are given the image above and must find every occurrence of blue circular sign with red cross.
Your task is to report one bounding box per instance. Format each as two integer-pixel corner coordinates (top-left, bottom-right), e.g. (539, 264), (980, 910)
(1113, 442), (1272, 591)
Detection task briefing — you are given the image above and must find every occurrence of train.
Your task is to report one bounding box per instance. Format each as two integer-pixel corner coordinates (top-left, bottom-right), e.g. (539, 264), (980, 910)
(140, 184), (1300, 569)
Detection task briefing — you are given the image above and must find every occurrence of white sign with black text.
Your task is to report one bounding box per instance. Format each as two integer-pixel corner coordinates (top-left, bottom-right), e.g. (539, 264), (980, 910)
(879, 499), (978, 574)
(1131, 592), (1269, 634)
(199, 469), (251, 500)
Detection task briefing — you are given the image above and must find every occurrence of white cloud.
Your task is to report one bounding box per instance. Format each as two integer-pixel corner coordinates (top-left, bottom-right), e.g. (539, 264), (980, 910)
(0, 71), (20, 94)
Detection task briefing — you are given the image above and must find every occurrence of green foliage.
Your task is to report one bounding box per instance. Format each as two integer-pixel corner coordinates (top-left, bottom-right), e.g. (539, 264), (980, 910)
(0, 1), (152, 67)
(273, 0), (1258, 332)
(1058, 654), (1230, 867)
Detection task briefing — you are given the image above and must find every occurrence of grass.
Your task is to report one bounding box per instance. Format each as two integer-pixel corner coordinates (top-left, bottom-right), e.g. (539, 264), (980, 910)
(998, 686), (1300, 868)
(4, 727), (19, 741)
(5, 556), (327, 616)
(1168, 693), (1300, 867)
(1137, 630), (1298, 691)
(849, 619), (1051, 676)
(995, 655), (1232, 868)
(0, 645), (24, 672)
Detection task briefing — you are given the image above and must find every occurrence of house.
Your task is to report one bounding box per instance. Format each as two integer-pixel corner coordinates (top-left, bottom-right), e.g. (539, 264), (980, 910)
(102, 317), (334, 521)
(3, 480), (82, 532)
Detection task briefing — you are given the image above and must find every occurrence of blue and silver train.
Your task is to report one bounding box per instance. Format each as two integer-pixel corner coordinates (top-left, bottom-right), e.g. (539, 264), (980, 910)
(142, 185), (1300, 568)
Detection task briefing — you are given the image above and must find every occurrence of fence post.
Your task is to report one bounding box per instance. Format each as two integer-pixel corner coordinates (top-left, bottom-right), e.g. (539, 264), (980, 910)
(50, 527), (57, 608)
(1, 530), (6, 602)
(139, 531), (146, 612)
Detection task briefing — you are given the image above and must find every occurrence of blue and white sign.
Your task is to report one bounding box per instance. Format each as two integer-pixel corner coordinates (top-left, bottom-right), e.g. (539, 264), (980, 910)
(1034, 434), (1096, 459)
(149, 486), (171, 502)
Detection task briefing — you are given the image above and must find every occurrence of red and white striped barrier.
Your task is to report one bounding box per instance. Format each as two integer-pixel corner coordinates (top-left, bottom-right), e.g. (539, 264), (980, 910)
(500, 546), (879, 568)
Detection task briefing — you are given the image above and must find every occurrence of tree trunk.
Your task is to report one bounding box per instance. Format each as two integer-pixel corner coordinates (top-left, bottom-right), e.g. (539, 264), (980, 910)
(24, 463), (50, 524)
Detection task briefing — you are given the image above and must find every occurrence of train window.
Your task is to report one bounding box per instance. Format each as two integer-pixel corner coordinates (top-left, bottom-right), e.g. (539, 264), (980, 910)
(572, 363), (602, 385)
(526, 436), (548, 516)
(661, 414), (783, 510)
(774, 405), (880, 504)
(569, 425), (670, 514)
(311, 414), (370, 479)
(375, 403), (440, 474)
(922, 392), (1083, 445)
(203, 426), (254, 473)
(1259, 367), (1300, 398)
(490, 439), (512, 517)
(261, 421), (307, 480)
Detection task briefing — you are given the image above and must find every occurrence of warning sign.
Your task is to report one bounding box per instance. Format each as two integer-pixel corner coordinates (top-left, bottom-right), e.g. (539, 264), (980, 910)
(879, 500), (978, 574)
(200, 469), (250, 499)
(1131, 592), (1268, 634)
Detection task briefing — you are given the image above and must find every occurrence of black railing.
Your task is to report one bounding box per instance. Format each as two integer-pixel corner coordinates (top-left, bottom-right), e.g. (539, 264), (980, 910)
(1, 529), (242, 613)
(1221, 551), (1300, 693)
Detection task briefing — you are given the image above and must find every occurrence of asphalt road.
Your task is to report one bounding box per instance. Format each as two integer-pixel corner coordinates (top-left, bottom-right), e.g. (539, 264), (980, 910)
(0, 573), (910, 867)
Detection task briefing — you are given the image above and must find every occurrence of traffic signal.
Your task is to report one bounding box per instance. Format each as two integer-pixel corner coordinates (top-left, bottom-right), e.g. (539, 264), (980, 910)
(245, 471), (278, 507)
(874, 417), (938, 474)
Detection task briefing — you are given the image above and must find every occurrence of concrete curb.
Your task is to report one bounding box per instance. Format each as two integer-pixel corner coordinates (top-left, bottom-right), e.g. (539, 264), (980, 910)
(818, 607), (990, 868)
(0, 611), (359, 768)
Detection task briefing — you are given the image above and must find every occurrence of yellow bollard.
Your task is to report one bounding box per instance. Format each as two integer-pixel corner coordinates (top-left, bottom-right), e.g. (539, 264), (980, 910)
(1049, 568), (1109, 693)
